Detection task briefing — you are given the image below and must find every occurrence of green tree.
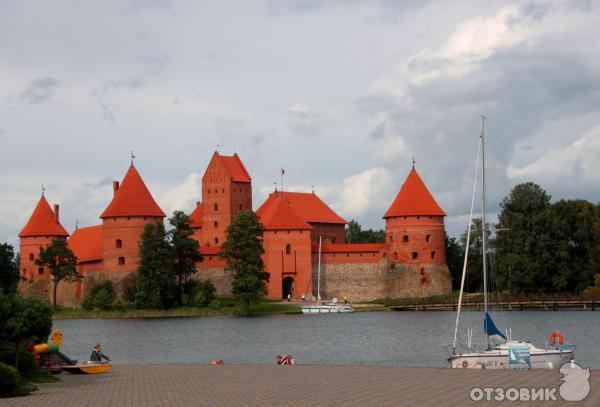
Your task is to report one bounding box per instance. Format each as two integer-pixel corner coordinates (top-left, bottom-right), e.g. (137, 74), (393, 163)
(191, 280), (216, 307)
(81, 281), (116, 310)
(494, 183), (552, 293)
(35, 239), (78, 309)
(0, 243), (19, 294)
(219, 210), (269, 315)
(135, 223), (176, 309)
(168, 211), (203, 306)
(0, 291), (52, 369)
(445, 233), (464, 290)
(345, 219), (385, 243)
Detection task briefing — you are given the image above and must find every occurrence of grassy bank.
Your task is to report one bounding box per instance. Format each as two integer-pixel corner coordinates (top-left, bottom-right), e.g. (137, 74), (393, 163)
(54, 299), (301, 319)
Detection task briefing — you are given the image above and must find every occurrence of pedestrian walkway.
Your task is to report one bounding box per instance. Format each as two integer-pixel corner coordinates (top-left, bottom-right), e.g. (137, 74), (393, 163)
(4, 364), (598, 406)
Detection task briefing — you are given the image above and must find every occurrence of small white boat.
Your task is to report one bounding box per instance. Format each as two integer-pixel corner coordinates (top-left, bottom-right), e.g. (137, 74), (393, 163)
(301, 236), (354, 315)
(301, 299), (354, 314)
(449, 340), (574, 370)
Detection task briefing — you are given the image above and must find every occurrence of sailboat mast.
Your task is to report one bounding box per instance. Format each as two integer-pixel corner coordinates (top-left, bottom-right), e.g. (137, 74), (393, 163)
(317, 235), (322, 303)
(480, 116), (489, 346)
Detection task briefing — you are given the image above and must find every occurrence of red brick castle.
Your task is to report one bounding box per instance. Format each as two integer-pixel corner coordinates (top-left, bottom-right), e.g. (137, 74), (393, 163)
(18, 152), (451, 305)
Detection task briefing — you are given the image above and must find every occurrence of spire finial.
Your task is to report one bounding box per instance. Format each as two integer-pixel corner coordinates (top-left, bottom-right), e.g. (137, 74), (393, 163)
(75, 219), (79, 230)
(130, 150), (136, 166)
(41, 184), (46, 196)
(311, 185), (315, 194)
(412, 155), (415, 169)
(216, 144), (220, 152)
(273, 182), (278, 192)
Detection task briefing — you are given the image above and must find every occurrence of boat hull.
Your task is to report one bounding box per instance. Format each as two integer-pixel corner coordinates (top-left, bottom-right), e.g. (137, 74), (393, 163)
(62, 363), (112, 374)
(449, 349), (573, 370)
(300, 305), (354, 314)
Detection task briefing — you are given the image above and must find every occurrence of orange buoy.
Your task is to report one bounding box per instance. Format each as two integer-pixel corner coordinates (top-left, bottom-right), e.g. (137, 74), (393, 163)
(550, 331), (564, 346)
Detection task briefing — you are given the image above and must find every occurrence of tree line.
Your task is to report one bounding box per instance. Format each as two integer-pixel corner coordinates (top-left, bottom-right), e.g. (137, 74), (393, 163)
(445, 182), (599, 294)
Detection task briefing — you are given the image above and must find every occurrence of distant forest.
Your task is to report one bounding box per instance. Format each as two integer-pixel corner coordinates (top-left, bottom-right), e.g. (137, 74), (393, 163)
(346, 182), (600, 295)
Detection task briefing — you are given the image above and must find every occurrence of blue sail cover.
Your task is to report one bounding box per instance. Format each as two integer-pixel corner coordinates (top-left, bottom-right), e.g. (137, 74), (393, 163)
(484, 312), (507, 339)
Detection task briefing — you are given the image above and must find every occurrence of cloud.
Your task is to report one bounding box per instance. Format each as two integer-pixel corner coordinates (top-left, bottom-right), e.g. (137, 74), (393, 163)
(157, 172), (202, 217)
(19, 77), (59, 104)
(507, 125), (600, 194)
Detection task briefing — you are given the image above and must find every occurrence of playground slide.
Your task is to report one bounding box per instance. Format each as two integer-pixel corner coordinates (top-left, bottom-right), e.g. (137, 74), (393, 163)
(55, 351), (78, 366)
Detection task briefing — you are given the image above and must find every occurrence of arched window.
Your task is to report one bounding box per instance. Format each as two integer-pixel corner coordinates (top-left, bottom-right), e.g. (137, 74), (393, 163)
(412, 252), (418, 260)
(389, 234), (393, 243)
(118, 257), (125, 265)
(426, 234), (431, 242)
(403, 235), (409, 243)
(214, 237), (219, 244)
(115, 239), (122, 248)
(285, 244), (291, 255)
(214, 203), (218, 211)
(431, 251), (436, 259)
(214, 221), (218, 228)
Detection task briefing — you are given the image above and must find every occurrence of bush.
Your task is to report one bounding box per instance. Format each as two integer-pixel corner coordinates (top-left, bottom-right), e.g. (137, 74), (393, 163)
(0, 362), (20, 397)
(82, 281), (116, 311)
(208, 299), (221, 310)
(191, 280), (216, 307)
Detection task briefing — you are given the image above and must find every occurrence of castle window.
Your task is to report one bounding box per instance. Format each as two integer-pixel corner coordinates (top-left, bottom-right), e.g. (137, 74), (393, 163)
(222, 189), (225, 193)
(29, 253), (34, 261)
(239, 204), (242, 211)
(209, 256), (213, 260)
(214, 237), (219, 244)
(38, 268), (44, 275)
(403, 235), (409, 243)
(417, 216), (420, 219)
(389, 234), (393, 243)
(420, 268), (425, 275)
(214, 203), (218, 211)
(431, 251), (436, 259)
(286, 244), (291, 255)
(412, 252), (418, 260)
(426, 234), (431, 242)
(332, 238), (336, 243)
(214, 221), (218, 228)
(118, 257), (125, 265)
(115, 239), (122, 248)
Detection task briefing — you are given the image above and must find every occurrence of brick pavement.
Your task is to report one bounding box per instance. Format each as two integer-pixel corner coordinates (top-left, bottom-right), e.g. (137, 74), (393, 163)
(3, 365), (599, 406)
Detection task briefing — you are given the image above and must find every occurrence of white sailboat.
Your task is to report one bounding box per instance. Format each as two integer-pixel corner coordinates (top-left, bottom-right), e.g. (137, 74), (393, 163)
(301, 236), (354, 314)
(448, 116), (575, 369)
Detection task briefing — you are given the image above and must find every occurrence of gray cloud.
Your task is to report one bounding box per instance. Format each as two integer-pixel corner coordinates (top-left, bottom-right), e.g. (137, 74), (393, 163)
(19, 77), (59, 104)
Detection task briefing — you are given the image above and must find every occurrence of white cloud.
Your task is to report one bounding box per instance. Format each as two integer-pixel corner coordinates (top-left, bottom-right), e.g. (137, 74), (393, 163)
(157, 172), (202, 217)
(507, 126), (600, 186)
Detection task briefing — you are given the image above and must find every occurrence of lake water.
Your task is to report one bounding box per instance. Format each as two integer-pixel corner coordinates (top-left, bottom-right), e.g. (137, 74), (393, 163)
(53, 311), (600, 368)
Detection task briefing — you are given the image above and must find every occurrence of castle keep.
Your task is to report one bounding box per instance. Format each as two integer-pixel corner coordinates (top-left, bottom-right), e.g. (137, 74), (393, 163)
(18, 152), (451, 306)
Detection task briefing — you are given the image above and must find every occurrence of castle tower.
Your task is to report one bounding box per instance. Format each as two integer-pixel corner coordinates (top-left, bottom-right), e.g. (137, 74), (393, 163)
(200, 152), (252, 247)
(18, 195), (69, 282)
(100, 164), (165, 273)
(256, 192), (313, 300)
(383, 168), (447, 266)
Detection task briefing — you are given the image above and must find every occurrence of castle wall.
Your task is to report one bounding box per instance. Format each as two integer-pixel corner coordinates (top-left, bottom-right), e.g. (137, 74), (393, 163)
(309, 223), (346, 244)
(385, 215), (446, 265)
(102, 216), (163, 273)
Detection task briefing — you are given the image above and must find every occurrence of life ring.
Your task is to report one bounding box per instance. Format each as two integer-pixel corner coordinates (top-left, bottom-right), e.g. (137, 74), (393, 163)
(461, 360), (468, 368)
(550, 331), (564, 346)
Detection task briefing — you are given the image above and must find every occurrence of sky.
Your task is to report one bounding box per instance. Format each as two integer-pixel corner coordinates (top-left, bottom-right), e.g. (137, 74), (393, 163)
(1, 0), (599, 247)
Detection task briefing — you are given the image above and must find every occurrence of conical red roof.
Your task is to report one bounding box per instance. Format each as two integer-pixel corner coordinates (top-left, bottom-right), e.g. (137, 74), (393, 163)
(190, 202), (203, 228)
(257, 194), (312, 230)
(19, 195), (69, 237)
(384, 168), (445, 218)
(100, 165), (166, 218)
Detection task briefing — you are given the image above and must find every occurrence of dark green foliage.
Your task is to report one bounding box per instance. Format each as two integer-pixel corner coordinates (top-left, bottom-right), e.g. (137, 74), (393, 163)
(345, 220), (385, 243)
(81, 281), (116, 310)
(35, 239), (78, 308)
(0, 362), (20, 397)
(191, 280), (216, 307)
(0, 244), (19, 294)
(219, 211), (269, 315)
(445, 233), (464, 291)
(168, 211), (203, 306)
(135, 223), (176, 309)
(0, 292), (52, 370)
